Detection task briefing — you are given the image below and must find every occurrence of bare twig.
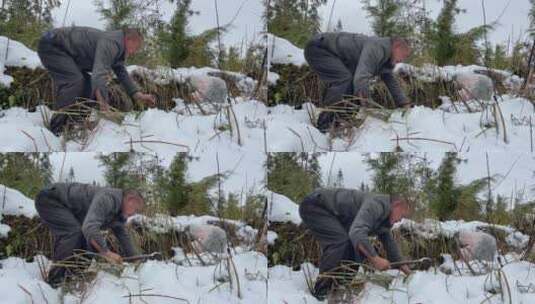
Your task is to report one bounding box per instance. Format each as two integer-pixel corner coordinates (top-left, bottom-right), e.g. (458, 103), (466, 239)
(20, 130), (38, 152)
(122, 293), (189, 303)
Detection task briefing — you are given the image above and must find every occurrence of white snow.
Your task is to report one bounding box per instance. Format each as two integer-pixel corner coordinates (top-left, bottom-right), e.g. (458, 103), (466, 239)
(268, 263), (320, 304)
(262, 96), (535, 153)
(395, 218), (530, 250)
(0, 251), (267, 304)
(0, 184), (37, 238)
(130, 214), (260, 245)
(266, 34), (307, 67)
(268, 256), (535, 304)
(128, 65), (257, 96)
(0, 100), (267, 203)
(395, 63), (523, 90)
(0, 36), (43, 88)
(0, 184), (37, 218)
(267, 192), (301, 225)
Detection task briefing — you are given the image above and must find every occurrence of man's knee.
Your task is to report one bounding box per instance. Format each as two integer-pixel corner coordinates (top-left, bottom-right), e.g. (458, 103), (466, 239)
(35, 189), (54, 215)
(298, 195), (317, 223)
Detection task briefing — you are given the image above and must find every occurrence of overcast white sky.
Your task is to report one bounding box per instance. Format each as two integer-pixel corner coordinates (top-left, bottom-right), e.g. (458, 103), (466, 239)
(52, 0), (265, 48)
(53, 0), (531, 49)
(318, 152), (535, 207)
(319, 0), (532, 46)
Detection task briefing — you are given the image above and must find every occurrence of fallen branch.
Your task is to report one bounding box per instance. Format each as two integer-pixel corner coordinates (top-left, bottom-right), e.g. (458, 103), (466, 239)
(20, 130), (38, 152)
(123, 140), (190, 152)
(122, 293), (189, 303)
(390, 137), (458, 150)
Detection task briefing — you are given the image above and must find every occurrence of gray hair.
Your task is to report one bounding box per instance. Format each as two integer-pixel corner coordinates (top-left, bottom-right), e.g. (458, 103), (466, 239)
(123, 28), (144, 41)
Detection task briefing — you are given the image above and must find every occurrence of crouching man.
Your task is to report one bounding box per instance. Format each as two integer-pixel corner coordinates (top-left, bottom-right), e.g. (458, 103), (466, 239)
(35, 183), (144, 287)
(299, 188), (412, 300)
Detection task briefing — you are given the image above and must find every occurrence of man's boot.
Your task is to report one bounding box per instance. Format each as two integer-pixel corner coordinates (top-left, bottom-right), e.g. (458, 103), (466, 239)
(317, 112), (337, 133)
(312, 276), (333, 301)
(46, 265), (66, 288)
(49, 113), (69, 136)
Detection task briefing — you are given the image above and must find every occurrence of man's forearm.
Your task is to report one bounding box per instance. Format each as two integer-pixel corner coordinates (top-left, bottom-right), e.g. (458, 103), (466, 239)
(357, 243), (377, 259)
(90, 239), (108, 254)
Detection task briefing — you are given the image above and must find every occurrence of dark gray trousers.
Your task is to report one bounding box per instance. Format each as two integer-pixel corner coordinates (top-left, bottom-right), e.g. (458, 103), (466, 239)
(35, 188), (90, 284)
(37, 32), (94, 135)
(304, 37), (354, 107)
(299, 193), (363, 274)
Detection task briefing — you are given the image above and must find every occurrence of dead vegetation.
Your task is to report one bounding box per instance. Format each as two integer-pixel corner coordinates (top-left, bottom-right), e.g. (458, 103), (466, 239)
(267, 63), (516, 110)
(0, 214), (255, 262)
(0, 66), (257, 112)
(268, 221), (527, 272)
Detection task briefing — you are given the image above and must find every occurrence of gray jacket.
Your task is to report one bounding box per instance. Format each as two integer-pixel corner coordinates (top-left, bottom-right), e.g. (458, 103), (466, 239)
(50, 27), (140, 99)
(312, 188), (402, 262)
(48, 183), (138, 257)
(316, 32), (407, 105)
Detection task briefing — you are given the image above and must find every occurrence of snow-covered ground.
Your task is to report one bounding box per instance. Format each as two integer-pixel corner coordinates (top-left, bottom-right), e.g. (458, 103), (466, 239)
(269, 256), (535, 304)
(267, 184), (534, 303)
(1, 250), (267, 304)
(267, 193), (535, 304)
(2, 35), (533, 153)
(0, 184), (38, 238)
(0, 185), (268, 304)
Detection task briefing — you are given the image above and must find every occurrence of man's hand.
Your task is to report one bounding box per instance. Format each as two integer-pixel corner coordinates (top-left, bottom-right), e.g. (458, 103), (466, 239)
(400, 265), (412, 276)
(133, 92), (157, 108)
(190, 90), (203, 103)
(370, 256), (391, 271)
(95, 89), (111, 112)
(103, 251), (123, 264)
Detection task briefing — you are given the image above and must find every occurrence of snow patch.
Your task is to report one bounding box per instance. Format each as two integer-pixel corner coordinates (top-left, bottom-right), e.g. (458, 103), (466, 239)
(0, 36), (43, 88)
(267, 34), (307, 66)
(268, 192), (302, 225)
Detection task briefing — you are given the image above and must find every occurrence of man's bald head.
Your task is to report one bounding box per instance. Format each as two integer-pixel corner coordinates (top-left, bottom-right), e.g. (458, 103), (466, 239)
(391, 37), (412, 65)
(123, 28), (144, 57)
(389, 195), (411, 225)
(122, 189), (145, 218)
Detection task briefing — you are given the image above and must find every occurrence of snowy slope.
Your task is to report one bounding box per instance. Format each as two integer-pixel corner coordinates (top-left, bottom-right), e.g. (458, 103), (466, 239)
(267, 191), (302, 225)
(268, 258), (535, 304)
(130, 214), (261, 244)
(266, 34), (307, 67)
(0, 251), (267, 304)
(0, 36), (43, 87)
(0, 184), (38, 238)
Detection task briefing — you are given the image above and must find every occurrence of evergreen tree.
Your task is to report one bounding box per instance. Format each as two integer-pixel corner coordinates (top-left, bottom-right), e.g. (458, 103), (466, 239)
(99, 153), (165, 205)
(66, 167), (76, 183)
(38, 154), (53, 186)
(365, 153), (414, 196)
(220, 46), (243, 72)
(334, 168), (344, 188)
(266, 0), (328, 48)
(98, 153), (136, 188)
(362, 0), (409, 37)
(160, 153), (190, 215)
(427, 0), (494, 65)
(0, 0), (61, 48)
(94, 0), (136, 30)
(158, 0), (195, 68)
(0, 153), (50, 198)
(529, 0), (535, 38)
(425, 153), (486, 221)
(427, 153), (460, 220)
(334, 19), (343, 32)
(266, 153), (320, 203)
(490, 44), (508, 70)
